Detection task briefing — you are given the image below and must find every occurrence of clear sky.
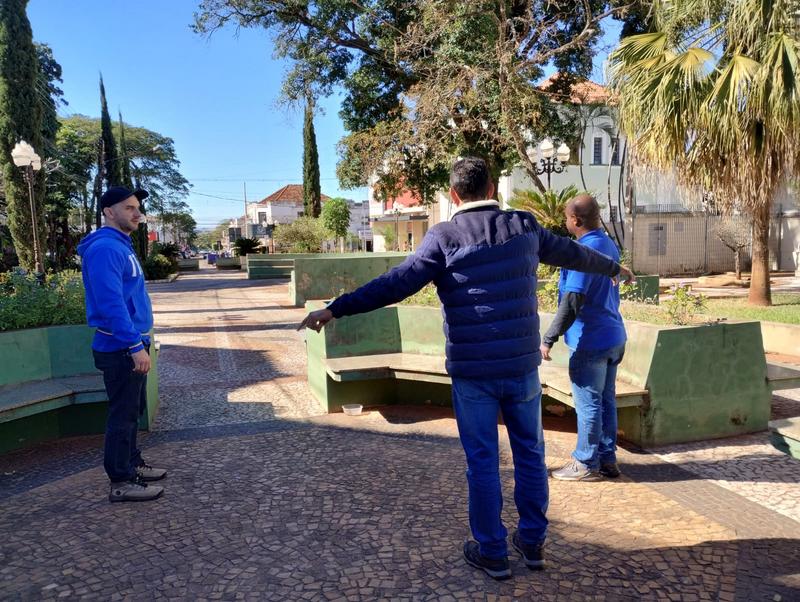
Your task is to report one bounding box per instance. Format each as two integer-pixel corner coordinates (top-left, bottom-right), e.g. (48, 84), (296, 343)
(27, 0), (366, 230)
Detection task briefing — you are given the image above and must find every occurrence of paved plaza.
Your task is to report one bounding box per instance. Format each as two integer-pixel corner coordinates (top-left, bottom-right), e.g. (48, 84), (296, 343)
(1, 268), (800, 601)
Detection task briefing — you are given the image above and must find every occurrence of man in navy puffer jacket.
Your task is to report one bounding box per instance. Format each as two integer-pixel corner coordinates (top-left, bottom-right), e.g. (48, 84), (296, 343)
(300, 157), (632, 579)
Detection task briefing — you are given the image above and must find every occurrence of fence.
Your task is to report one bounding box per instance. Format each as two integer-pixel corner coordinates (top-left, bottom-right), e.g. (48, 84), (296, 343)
(606, 208), (800, 277)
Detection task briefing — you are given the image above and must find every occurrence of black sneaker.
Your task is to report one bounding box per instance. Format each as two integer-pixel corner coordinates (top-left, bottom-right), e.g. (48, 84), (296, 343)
(511, 530), (545, 570)
(599, 462), (621, 478)
(463, 541), (512, 580)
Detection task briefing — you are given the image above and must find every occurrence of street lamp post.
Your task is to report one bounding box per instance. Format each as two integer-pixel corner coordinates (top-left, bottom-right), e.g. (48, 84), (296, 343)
(392, 201), (402, 251)
(10, 140), (44, 273)
(527, 138), (571, 189)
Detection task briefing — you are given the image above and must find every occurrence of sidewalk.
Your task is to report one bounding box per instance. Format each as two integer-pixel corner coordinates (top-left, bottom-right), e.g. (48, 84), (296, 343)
(1, 268), (799, 601)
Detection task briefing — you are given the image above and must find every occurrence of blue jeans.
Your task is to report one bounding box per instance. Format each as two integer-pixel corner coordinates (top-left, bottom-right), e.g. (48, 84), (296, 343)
(451, 372), (548, 559)
(568, 343), (626, 469)
(93, 346), (149, 482)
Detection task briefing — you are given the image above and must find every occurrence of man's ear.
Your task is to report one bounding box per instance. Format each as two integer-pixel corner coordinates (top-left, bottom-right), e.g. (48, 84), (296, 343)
(449, 187), (462, 205)
(485, 182), (495, 200)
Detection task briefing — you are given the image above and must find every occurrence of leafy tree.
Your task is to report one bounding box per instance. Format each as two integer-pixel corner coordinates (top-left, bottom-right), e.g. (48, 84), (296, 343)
(321, 197), (350, 249)
(0, 0), (45, 271)
(714, 217), (751, 281)
(119, 111), (149, 261)
(380, 225), (397, 252)
(273, 216), (329, 253)
(302, 97), (321, 217)
(609, 0), (800, 306)
(98, 75), (121, 189)
(194, 0), (636, 201)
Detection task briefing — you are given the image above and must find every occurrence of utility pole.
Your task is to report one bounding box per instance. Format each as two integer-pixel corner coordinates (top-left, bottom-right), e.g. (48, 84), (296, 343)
(243, 182), (248, 238)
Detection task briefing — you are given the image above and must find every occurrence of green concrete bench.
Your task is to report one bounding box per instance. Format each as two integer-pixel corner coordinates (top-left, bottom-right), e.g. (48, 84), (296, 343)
(324, 353), (648, 409)
(0, 325), (160, 454)
(307, 303), (795, 447)
(246, 253), (407, 281)
(177, 258), (200, 271)
(215, 257), (241, 270)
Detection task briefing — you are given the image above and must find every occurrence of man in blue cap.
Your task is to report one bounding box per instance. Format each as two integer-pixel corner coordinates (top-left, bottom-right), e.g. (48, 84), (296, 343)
(78, 186), (166, 502)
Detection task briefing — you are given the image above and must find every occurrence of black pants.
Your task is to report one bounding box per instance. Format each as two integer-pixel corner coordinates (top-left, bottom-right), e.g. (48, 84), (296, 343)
(93, 346), (149, 482)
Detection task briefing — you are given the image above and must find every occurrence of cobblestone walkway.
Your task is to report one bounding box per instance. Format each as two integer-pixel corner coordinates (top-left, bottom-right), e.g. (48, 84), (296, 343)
(1, 267), (799, 601)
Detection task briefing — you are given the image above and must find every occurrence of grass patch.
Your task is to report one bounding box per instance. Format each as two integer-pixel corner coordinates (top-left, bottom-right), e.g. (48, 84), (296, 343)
(705, 294), (800, 325)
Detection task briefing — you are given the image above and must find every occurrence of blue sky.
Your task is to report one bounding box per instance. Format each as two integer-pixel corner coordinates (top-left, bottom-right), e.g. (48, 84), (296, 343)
(27, 0), (364, 229)
(27, 2), (621, 230)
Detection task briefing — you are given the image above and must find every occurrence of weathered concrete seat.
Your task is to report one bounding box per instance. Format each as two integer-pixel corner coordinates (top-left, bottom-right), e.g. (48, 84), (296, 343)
(324, 353), (647, 409)
(0, 374), (106, 423)
(0, 325), (160, 454)
(766, 362), (800, 393)
(306, 302), (781, 447)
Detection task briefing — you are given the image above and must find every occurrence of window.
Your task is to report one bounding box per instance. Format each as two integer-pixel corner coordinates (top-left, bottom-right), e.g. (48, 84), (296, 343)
(592, 137), (603, 164)
(648, 223), (666, 256)
(610, 138), (620, 165)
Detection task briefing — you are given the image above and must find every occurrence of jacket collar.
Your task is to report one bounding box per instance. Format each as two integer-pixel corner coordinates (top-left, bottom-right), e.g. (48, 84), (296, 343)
(451, 199), (500, 218)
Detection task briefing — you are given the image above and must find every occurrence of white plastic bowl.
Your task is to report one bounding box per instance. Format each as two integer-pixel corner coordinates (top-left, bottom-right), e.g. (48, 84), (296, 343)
(342, 404), (363, 416)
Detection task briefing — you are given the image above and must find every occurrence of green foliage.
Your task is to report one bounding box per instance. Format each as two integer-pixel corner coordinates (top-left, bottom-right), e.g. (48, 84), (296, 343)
(321, 197), (351, 239)
(233, 237), (263, 256)
(142, 254), (174, 281)
(0, 270), (85, 331)
(380, 225), (397, 251)
(152, 242), (180, 259)
(401, 283), (440, 307)
(303, 100), (321, 218)
(99, 76), (122, 187)
(663, 285), (707, 326)
(537, 268), (561, 313)
(509, 185), (580, 237)
(273, 217), (329, 253)
(0, 0), (45, 271)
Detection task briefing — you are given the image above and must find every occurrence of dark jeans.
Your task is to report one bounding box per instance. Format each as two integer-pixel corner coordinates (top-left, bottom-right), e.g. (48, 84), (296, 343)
(451, 371), (549, 559)
(93, 346), (149, 482)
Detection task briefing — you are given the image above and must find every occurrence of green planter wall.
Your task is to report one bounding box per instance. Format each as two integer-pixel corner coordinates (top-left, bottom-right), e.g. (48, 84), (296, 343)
(290, 254), (408, 306)
(215, 257), (241, 270)
(247, 252), (407, 280)
(0, 325), (160, 454)
(621, 275), (660, 304)
(308, 303), (771, 446)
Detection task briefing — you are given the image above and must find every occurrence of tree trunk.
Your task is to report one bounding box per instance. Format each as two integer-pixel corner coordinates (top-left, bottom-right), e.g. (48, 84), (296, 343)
(748, 203), (772, 306)
(734, 249), (741, 281)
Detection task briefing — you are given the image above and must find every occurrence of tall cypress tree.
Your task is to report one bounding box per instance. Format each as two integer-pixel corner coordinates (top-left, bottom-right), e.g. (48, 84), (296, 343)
(0, 0), (45, 271)
(119, 111), (148, 260)
(302, 96), (321, 218)
(99, 75), (121, 188)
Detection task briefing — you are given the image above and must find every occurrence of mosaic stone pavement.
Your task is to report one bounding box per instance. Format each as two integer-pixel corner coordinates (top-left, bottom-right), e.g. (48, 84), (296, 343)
(1, 267), (799, 601)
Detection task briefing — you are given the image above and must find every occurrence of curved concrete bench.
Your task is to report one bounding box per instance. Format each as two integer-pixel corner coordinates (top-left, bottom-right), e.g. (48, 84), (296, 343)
(0, 325), (160, 454)
(306, 302), (793, 447)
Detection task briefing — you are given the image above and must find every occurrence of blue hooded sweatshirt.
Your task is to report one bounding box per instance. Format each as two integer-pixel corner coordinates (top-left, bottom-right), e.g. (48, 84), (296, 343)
(77, 227), (152, 353)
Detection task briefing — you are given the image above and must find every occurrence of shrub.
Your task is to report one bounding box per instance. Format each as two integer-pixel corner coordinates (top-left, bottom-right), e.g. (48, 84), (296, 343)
(663, 284), (707, 325)
(143, 254), (174, 281)
(273, 217), (330, 253)
(233, 237), (263, 256)
(152, 242), (181, 260)
(0, 270), (86, 331)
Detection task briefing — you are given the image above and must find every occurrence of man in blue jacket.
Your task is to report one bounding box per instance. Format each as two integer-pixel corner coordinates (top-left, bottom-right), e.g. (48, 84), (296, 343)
(78, 187), (166, 503)
(299, 157), (632, 579)
(542, 194), (627, 482)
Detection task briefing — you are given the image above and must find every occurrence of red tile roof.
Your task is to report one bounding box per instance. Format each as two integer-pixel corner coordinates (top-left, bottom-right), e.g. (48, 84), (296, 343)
(384, 189), (423, 210)
(257, 184), (332, 205)
(537, 74), (611, 104)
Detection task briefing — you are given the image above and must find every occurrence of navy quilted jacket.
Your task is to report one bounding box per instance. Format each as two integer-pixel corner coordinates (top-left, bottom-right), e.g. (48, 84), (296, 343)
(327, 202), (620, 379)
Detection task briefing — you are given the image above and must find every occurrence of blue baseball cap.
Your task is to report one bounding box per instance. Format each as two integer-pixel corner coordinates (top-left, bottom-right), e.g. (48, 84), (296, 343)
(100, 186), (149, 210)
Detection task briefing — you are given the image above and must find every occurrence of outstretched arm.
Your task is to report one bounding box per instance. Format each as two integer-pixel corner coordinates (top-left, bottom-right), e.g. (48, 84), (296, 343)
(537, 223), (634, 282)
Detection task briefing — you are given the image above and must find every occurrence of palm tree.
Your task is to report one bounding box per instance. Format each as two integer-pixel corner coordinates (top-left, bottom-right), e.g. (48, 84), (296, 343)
(608, 0), (800, 306)
(509, 184), (581, 237)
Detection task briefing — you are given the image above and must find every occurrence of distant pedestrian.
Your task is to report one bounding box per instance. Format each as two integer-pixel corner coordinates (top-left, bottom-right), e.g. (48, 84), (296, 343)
(77, 186), (167, 503)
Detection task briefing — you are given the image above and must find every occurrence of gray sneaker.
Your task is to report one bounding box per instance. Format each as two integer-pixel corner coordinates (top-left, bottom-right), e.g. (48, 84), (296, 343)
(109, 478), (164, 502)
(136, 463), (167, 482)
(599, 462), (621, 478)
(551, 460), (600, 481)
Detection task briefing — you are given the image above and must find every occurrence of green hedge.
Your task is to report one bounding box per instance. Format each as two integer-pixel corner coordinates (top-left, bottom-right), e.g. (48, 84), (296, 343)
(0, 270), (86, 331)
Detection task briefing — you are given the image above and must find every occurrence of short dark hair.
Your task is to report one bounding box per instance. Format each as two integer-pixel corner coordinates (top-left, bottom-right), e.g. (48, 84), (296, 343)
(450, 157), (490, 201)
